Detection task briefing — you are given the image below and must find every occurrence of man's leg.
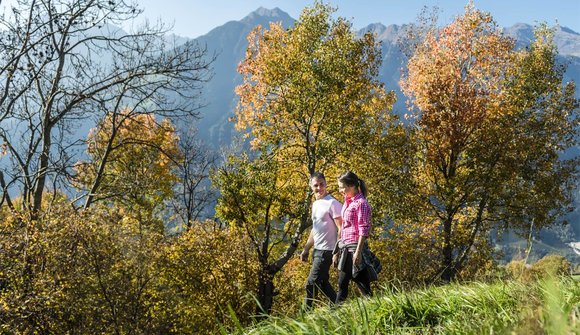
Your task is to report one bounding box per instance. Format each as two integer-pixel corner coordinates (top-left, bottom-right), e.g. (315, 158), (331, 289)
(319, 250), (337, 303)
(304, 249), (324, 308)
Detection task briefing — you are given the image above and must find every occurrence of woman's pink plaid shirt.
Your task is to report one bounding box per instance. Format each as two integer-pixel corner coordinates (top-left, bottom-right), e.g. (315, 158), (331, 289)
(340, 192), (371, 244)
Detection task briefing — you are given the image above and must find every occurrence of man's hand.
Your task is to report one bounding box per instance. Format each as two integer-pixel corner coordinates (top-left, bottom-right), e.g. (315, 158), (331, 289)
(300, 249), (309, 262)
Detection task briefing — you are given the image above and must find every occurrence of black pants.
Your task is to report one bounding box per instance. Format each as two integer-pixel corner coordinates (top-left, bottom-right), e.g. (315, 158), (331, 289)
(336, 250), (372, 304)
(305, 249), (336, 308)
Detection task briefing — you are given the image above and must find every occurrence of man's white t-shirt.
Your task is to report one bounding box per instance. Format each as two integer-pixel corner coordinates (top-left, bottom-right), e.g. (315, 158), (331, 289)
(311, 194), (342, 251)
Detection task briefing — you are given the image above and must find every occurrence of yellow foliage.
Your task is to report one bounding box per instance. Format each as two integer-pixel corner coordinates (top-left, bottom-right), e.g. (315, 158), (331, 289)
(153, 224), (259, 334)
(0, 202), (259, 334)
(74, 110), (182, 217)
(271, 257), (311, 315)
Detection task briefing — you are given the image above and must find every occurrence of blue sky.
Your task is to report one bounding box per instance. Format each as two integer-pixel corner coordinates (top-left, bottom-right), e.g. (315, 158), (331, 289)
(0, 0), (578, 38)
(134, 0), (580, 38)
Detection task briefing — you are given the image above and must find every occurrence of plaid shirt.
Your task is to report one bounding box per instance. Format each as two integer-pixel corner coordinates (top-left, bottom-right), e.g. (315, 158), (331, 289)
(340, 193), (371, 244)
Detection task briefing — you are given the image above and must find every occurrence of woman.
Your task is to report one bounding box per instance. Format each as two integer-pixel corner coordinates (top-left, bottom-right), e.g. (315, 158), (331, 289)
(334, 171), (373, 303)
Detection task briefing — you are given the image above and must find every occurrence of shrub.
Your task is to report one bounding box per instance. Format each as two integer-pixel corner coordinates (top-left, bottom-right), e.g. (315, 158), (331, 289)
(505, 260), (530, 281)
(0, 203), (259, 334)
(153, 224), (259, 334)
(0, 202), (166, 334)
(506, 255), (572, 282)
(531, 255), (571, 277)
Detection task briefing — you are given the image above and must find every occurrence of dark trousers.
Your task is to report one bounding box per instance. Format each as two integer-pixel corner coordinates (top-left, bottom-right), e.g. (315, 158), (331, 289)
(305, 249), (336, 308)
(336, 250), (372, 304)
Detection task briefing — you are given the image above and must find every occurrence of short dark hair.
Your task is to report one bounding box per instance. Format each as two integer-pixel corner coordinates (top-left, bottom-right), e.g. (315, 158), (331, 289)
(310, 172), (326, 182)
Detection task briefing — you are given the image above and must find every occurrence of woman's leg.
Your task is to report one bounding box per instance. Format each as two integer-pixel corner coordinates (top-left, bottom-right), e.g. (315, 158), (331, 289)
(335, 251), (352, 304)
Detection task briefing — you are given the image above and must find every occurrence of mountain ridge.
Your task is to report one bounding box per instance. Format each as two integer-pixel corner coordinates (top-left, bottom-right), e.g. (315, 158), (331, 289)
(189, 7), (580, 148)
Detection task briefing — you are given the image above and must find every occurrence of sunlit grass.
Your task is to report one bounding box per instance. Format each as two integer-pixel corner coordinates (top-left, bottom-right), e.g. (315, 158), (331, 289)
(229, 277), (579, 334)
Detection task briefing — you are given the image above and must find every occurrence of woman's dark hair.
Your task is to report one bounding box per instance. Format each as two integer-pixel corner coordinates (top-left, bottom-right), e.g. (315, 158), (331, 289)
(338, 171), (368, 198)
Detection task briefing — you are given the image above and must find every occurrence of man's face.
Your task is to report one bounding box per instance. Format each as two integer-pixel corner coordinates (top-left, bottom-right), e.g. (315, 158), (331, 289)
(310, 177), (327, 200)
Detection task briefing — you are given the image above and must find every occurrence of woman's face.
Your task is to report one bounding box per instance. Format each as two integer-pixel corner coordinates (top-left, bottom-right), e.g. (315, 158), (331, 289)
(338, 181), (356, 198)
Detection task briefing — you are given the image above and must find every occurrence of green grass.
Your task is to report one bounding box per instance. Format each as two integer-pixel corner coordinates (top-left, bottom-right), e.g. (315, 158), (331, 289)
(229, 277), (579, 335)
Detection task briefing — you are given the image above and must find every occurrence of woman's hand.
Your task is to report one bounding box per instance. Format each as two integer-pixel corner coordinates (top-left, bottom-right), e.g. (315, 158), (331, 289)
(353, 250), (362, 265)
(332, 253), (339, 267)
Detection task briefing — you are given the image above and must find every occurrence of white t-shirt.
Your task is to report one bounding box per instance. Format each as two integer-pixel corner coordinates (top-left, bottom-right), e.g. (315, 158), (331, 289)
(311, 194), (342, 251)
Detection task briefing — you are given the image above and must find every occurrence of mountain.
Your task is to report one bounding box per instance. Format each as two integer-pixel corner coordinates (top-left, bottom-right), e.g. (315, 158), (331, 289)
(191, 12), (580, 148)
(504, 23), (580, 57)
(192, 8), (294, 147)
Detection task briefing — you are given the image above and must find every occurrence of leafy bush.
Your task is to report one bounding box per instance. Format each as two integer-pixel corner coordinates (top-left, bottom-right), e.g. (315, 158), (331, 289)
(270, 257), (310, 315)
(153, 224), (259, 334)
(505, 259), (530, 281)
(0, 203), (259, 334)
(506, 255), (571, 282)
(531, 255), (571, 277)
(0, 202), (165, 334)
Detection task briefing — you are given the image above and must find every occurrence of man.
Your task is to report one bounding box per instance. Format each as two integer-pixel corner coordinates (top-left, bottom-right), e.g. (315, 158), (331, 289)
(300, 172), (342, 308)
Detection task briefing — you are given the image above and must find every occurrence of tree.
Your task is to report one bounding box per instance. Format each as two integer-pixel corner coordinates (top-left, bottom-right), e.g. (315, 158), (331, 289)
(169, 124), (217, 229)
(74, 112), (181, 227)
(0, 0), (212, 219)
(0, 197), (259, 334)
(214, 153), (299, 314)
(399, 4), (579, 282)
(216, 2), (397, 313)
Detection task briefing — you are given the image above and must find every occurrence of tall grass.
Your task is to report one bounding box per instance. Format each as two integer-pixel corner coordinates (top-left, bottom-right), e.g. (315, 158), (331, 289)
(230, 277), (579, 334)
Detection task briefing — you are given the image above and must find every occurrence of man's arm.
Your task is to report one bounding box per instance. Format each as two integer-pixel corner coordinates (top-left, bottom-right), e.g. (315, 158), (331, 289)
(300, 230), (315, 262)
(332, 217), (342, 267)
(333, 217), (342, 238)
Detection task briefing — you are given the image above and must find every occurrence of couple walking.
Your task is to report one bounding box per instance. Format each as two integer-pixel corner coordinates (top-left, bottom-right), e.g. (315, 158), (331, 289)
(300, 171), (373, 308)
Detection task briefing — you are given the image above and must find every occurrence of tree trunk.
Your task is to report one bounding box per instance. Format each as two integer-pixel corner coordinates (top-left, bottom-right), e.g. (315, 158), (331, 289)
(441, 216), (456, 282)
(32, 128), (52, 217)
(256, 269), (275, 316)
(254, 192), (312, 316)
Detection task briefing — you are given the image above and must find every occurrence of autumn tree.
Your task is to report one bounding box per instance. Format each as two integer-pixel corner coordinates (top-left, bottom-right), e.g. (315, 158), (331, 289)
(216, 2), (397, 313)
(214, 153), (298, 315)
(74, 112), (181, 231)
(0, 197), (167, 334)
(0, 0), (212, 219)
(399, 4), (579, 282)
(0, 195), (259, 334)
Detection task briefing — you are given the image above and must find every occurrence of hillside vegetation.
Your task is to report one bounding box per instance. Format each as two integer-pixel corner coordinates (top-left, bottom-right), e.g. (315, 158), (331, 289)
(0, 1), (579, 334)
(234, 277), (579, 335)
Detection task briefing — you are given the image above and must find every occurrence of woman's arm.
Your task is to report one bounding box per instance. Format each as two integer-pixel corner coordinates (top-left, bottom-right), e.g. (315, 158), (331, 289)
(353, 235), (366, 265)
(353, 200), (371, 265)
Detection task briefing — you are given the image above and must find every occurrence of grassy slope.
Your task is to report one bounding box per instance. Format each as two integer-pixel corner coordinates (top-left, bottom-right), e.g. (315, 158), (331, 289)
(230, 277), (579, 335)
